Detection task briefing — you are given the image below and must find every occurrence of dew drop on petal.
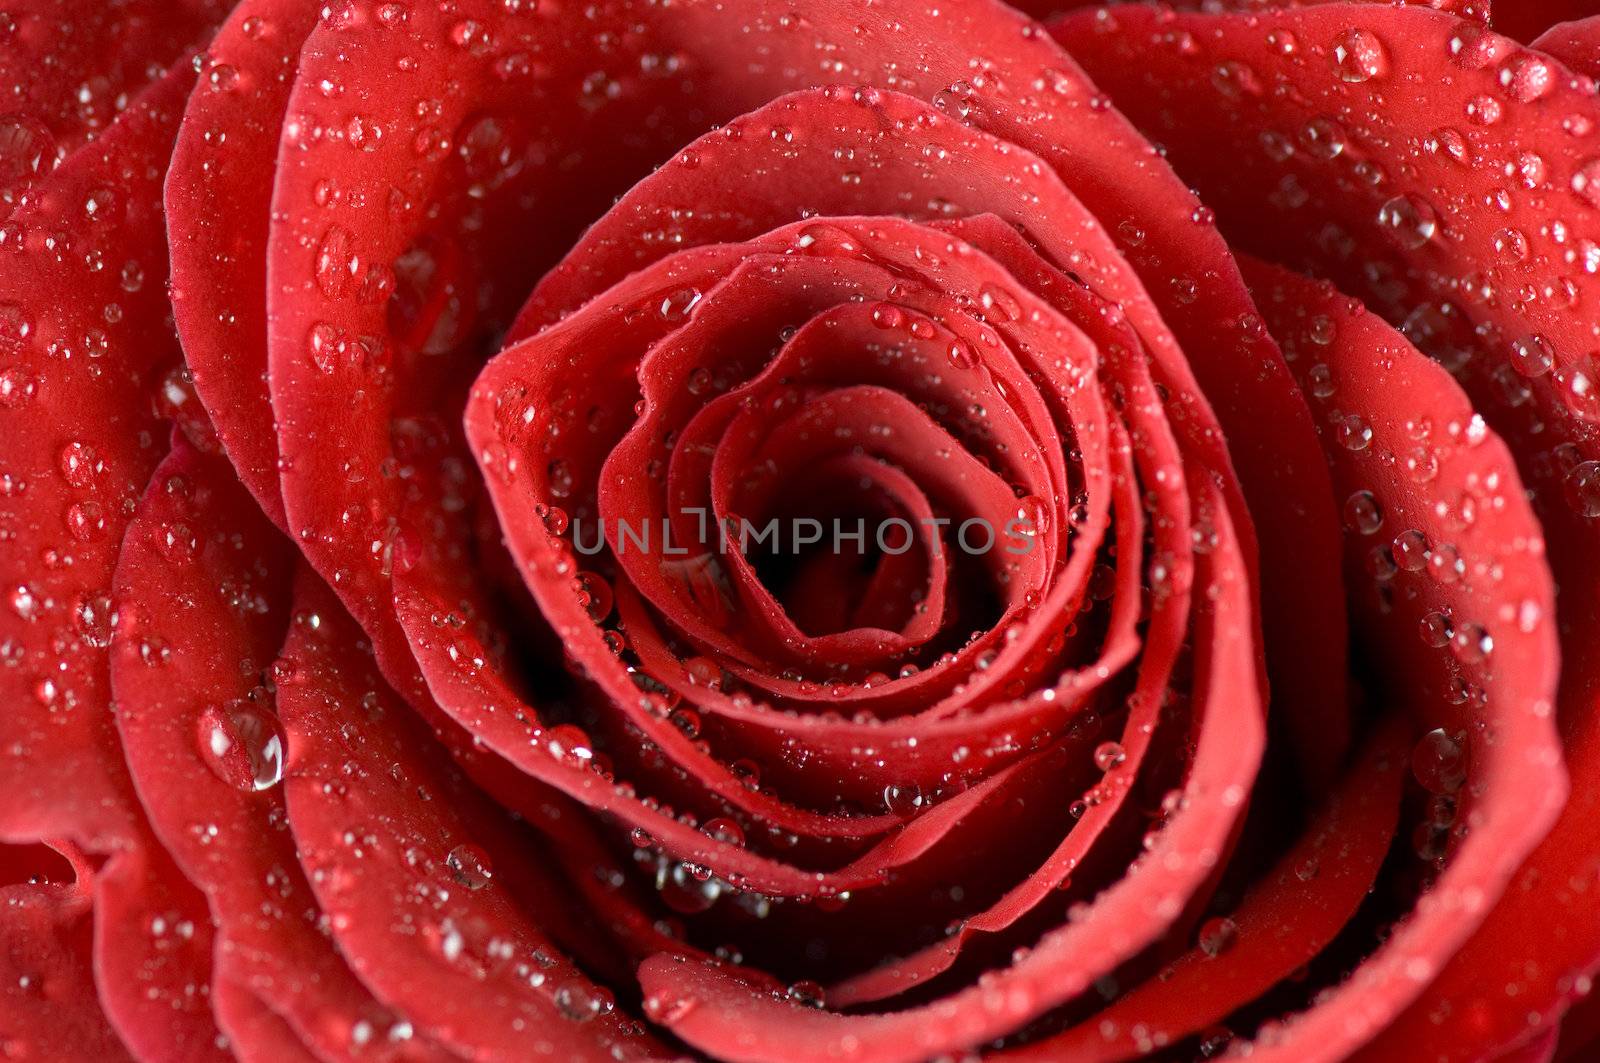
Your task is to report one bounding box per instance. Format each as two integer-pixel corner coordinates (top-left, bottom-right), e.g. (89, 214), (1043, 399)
(1510, 334), (1554, 378)
(1198, 916), (1238, 957)
(445, 843), (494, 890)
(883, 781), (924, 817)
(1499, 54), (1553, 103)
(1411, 728), (1467, 794)
(1565, 460), (1600, 517)
(1418, 610), (1452, 648)
(1331, 28), (1387, 83)
(1571, 158), (1600, 208)
(196, 702), (286, 792)
(553, 982), (605, 1023)
(1343, 490), (1383, 535)
(1093, 741), (1125, 772)
(1377, 194), (1437, 250)
(1336, 414), (1373, 451)
(786, 980), (826, 1008)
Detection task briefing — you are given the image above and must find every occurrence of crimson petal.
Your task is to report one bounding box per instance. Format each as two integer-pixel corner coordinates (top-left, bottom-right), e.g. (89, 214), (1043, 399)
(0, 61), (194, 850)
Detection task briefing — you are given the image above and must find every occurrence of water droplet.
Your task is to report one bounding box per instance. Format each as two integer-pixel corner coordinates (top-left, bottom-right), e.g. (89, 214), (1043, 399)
(1093, 741), (1125, 772)
(1465, 93), (1503, 126)
(1510, 334), (1554, 377)
(553, 982), (604, 1023)
(1447, 24), (1500, 70)
(315, 226), (359, 299)
(1211, 61), (1260, 99)
(1500, 54), (1553, 102)
(57, 441), (99, 487)
(377, 3), (410, 27)
(545, 724), (593, 769)
(1451, 621), (1493, 663)
(1343, 490), (1383, 535)
(1198, 916), (1238, 957)
(345, 114), (383, 152)
(546, 459), (574, 499)
(82, 185), (121, 224)
(575, 571), (612, 622)
(979, 284), (1021, 323)
(659, 859), (719, 913)
(644, 989), (699, 1023)
(1571, 159), (1600, 208)
(307, 322), (341, 373)
(1012, 495), (1048, 540)
(682, 655), (722, 689)
(1565, 460), (1600, 517)
(8, 583), (38, 621)
(1298, 117), (1347, 160)
(1336, 414), (1373, 451)
(1492, 227), (1529, 262)
(158, 521), (198, 562)
(65, 500), (106, 542)
(207, 63), (240, 92)
(0, 365), (37, 407)
(445, 843), (493, 889)
(1428, 541), (1463, 584)
(786, 980), (826, 1008)
(883, 781), (924, 817)
(1393, 529), (1429, 571)
(703, 818), (745, 849)
(0, 115), (54, 186)
(196, 702), (286, 792)
(1419, 610), (1452, 648)
(947, 338), (978, 370)
(1331, 28), (1387, 83)
(657, 287), (702, 322)
(1403, 447), (1439, 484)
(1377, 195), (1438, 250)
(1411, 728), (1467, 794)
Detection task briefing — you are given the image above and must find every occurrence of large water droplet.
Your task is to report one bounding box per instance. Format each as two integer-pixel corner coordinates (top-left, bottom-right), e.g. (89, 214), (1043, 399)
(315, 225), (359, 299)
(1499, 54), (1553, 103)
(1093, 741), (1125, 772)
(196, 702), (286, 792)
(445, 843), (494, 890)
(1198, 916), (1238, 957)
(1571, 158), (1600, 208)
(883, 781), (924, 817)
(1510, 334), (1554, 378)
(1411, 728), (1467, 794)
(553, 982), (606, 1023)
(1566, 460), (1600, 517)
(0, 116), (54, 187)
(1331, 28), (1388, 83)
(1343, 490), (1383, 535)
(1377, 194), (1438, 250)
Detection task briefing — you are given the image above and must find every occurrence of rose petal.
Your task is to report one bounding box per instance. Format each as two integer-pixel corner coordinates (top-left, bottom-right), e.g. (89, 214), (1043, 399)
(0, 60), (194, 849)
(92, 842), (228, 1061)
(1235, 258), (1562, 1060)
(109, 434), (461, 1060)
(635, 485), (1261, 1062)
(1530, 17), (1600, 77)
(0, 0), (218, 210)
(1053, 9), (1594, 1056)
(166, 0), (323, 529)
(1493, 3), (1595, 42)
(274, 570), (667, 1061)
(994, 713), (1409, 1062)
(0, 842), (130, 1061)
(516, 84), (1349, 791)
(248, 1), (1346, 794)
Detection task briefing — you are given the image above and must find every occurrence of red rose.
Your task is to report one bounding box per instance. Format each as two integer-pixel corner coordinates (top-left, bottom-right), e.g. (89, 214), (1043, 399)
(3, 0), (1599, 1059)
